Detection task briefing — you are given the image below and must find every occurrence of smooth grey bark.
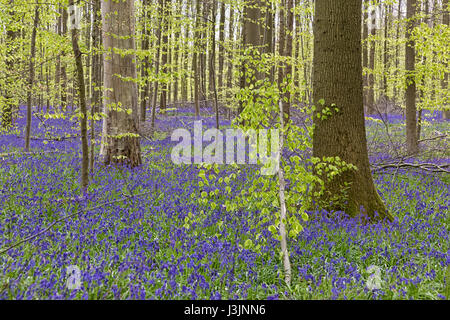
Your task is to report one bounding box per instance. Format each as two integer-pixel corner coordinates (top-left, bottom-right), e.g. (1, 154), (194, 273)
(405, 0), (418, 154)
(312, 0), (393, 222)
(100, 0), (142, 167)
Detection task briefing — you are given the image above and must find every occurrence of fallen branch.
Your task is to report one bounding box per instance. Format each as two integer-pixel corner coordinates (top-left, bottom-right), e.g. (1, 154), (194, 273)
(372, 161), (450, 174)
(16, 135), (80, 141)
(418, 134), (448, 143)
(0, 149), (73, 158)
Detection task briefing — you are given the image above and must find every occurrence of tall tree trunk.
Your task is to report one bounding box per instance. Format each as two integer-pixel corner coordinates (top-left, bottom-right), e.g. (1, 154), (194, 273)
(277, 97), (292, 286)
(226, 3), (235, 103)
(167, 25), (173, 107)
(140, 0), (150, 122)
(362, 1), (369, 110)
(2, 1), (18, 129)
(238, 0), (262, 116)
(313, 0), (392, 222)
(383, 3), (390, 98)
(181, 0), (190, 102)
(418, 0), (430, 141)
(101, 0), (142, 167)
(173, 0), (182, 106)
(151, 0), (164, 130)
(207, 1), (216, 102)
(367, 5), (376, 114)
(266, 1), (275, 83)
(442, 0), (450, 119)
(278, 0), (293, 121)
(38, 42), (43, 112)
(55, 11), (61, 111)
(84, 2), (92, 104)
(193, 0), (202, 118)
(210, 0), (220, 128)
(69, 0), (89, 190)
(405, 0), (418, 154)
(61, 8), (68, 111)
(159, 0), (169, 113)
(25, 6), (40, 152)
(91, 0), (102, 173)
(394, 0), (403, 103)
(200, 2), (208, 105)
(218, 1), (226, 95)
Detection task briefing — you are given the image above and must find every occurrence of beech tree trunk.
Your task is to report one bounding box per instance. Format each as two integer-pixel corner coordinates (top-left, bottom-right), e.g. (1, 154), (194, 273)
(226, 4), (235, 98)
(69, 0), (89, 190)
(151, 0), (164, 130)
(210, 0), (220, 129)
(61, 8), (68, 111)
(405, 0), (418, 154)
(278, 0), (293, 121)
(218, 1), (226, 94)
(312, 0), (393, 222)
(100, 0), (142, 167)
(2, 1), (18, 129)
(362, 1), (369, 110)
(383, 3), (390, 97)
(443, 0), (450, 119)
(90, 0), (102, 173)
(238, 0), (262, 116)
(160, 0), (169, 113)
(193, 0), (202, 119)
(394, 0), (403, 102)
(25, 6), (39, 152)
(367, 6), (376, 114)
(140, 0), (150, 122)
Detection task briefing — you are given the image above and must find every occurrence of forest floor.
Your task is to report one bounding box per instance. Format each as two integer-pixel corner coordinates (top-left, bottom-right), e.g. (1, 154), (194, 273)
(0, 106), (449, 300)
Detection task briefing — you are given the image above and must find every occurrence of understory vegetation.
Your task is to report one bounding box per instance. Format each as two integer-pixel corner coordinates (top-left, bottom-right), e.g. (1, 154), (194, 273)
(0, 108), (448, 300)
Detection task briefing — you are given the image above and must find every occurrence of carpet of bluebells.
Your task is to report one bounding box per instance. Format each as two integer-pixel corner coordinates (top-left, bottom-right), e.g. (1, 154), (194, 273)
(0, 106), (449, 300)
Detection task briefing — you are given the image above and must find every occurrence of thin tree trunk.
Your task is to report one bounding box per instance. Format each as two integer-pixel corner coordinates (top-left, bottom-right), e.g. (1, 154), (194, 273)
(55, 10), (61, 111)
(200, 2), (208, 105)
(193, 0), (202, 118)
(278, 0), (287, 119)
(394, 0), (403, 103)
(90, 0), (102, 173)
(218, 1), (226, 95)
(284, 0), (294, 120)
(61, 7), (68, 111)
(405, 0), (418, 154)
(418, 0), (430, 141)
(383, 3), (390, 98)
(151, 0), (164, 130)
(362, 1), (369, 109)
(140, 0), (150, 122)
(277, 97), (292, 286)
(2, 1), (18, 129)
(226, 3), (235, 118)
(69, 0), (89, 190)
(159, 0), (169, 113)
(367, 5), (376, 114)
(25, 6), (40, 152)
(210, 0), (219, 128)
(181, 0), (190, 102)
(266, 1), (275, 83)
(442, 0), (450, 119)
(173, 0), (182, 106)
